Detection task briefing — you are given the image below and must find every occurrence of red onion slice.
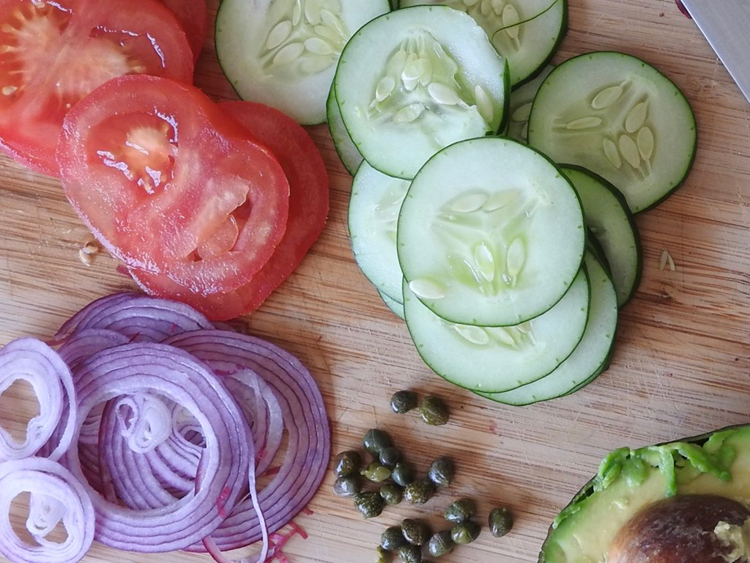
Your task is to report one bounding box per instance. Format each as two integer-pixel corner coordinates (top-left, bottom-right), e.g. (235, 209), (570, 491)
(0, 339), (77, 463)
(65, 343), (251, 552)
(55, 293), (214, 343)
(0, 458), (95, 563)
(164, 330), (330, 552)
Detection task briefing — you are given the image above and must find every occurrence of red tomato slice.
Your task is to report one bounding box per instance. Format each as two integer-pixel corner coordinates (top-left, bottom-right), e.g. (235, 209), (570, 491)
(0, 0), (194, 176)
(59, 76), (290, 295)
(130, 101), (330, 321)
(158, 0), (207, 61)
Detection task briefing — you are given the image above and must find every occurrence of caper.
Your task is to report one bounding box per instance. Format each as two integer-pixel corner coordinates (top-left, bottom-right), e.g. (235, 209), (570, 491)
(488, 507), (514, 538)
(427, 531), (454, 558)
(379, 446), (403, 467)
(363, 429), (394, 455)
(427, 457), (455, 487)
(443, 499), (476, 524)
(403, 479), (436, 505)
(391, 462), (416, 487)
(333, 476), (361, 497)
(379, 483), (403, 505)
(334, 450), (362, 477)
(354, 491), (385, 519)
(397, 544), (422, 563)
(377, 546), (390, 563)
(390, 390), (418, 414)
(381, 526), (407, 551)
(401, 518), (430, 546)
(451, 520), (481, 545)
(361, 461), (392, 483)
(419, 396), (449, 426)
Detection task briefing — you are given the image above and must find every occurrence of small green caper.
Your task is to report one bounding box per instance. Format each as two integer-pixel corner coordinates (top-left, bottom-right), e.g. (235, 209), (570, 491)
(488, 507), (514, 538)
(333, 476), (361, 497)
(361, 461), (392, 483)
(403, 479), (436, 505)
(390, 390), (418, 414)
(391, 462), (416, 487)
(379, 483), (403, 505)
(363, 429), (394, 455)
(354, 491), (386, 519)
(451, 520), (481, 545)
(427, 531), (454, 558)
(401, 519), (430, 546)
(419, 396), (449, 426)
(379, 446), (403, 467)
(443, 499), (476, 524)
(334, 450), (362, 477)
(427, 457), (455, 487)
(397, 544), (422, 563)
(376, 546), (390, 563)
(381, 526), (407, 551)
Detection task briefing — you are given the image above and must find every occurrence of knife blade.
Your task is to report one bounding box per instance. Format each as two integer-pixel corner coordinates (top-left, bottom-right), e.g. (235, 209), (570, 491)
(679, 0), (750, 103)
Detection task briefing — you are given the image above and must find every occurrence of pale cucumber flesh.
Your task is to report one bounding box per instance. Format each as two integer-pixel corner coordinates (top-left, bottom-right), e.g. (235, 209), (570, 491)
(397, 137), (585, 327)
(528, 51), (697, 213)
(397, 0), (566, 87)
(327, 87), (363, 175)
(335, 6), (509, 179)
(561, 165), (642, 306)
(477, 250), (617, 405)
(349, 162), (410, 303)
(507, 64), (553, 143)
(403, 267), (590, 392)
(380, 290), (405, 319)
(216, 0), (390, 124)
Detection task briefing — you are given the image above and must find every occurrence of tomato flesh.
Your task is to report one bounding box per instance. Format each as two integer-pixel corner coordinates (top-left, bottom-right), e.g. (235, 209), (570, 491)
(0, 0), (193, 176)
(59, 75), (290, 295)
(131, 101), (330, 320)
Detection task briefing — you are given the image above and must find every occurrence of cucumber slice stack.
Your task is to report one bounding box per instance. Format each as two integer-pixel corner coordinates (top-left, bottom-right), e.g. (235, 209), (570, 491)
(338, 5), (696, 404)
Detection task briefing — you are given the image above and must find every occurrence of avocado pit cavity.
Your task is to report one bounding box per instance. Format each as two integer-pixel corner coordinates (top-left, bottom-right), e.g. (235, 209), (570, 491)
(607, 495), (750, 563)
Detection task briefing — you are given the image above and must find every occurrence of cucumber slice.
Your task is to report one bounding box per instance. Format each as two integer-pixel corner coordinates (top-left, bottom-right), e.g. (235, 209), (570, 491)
(397, 137), (585, 326)
(327, 87), (363, 175)
(397, 0), (565, 87)
(349, 162), (410, 302)
(380, 290), (405, 319)
(528, 51), (697, 213)
(216, 0), (390, 125)
(561, 165), (643, 306)
(507, 64), (553, 143)
(476, 250), (616, 404)
(335, 6), (509, 179)
(403, 267), (590, 392)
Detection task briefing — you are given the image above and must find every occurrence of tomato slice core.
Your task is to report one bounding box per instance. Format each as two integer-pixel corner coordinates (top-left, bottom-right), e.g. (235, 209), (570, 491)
(131, 101), (330, 320)
(59, 76), (290, 295)
(0, 0), (193, 175)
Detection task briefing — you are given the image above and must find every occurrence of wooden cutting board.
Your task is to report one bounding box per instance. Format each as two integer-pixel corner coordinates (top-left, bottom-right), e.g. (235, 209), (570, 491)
(0, 0), (748, 561)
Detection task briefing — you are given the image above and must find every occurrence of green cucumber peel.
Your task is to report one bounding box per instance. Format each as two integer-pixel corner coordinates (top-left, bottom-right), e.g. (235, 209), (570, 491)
(490, 0), (561, 41)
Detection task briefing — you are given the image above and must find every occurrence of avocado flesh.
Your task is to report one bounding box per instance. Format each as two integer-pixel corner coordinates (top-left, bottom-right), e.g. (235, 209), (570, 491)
(540, 426), (750, 563)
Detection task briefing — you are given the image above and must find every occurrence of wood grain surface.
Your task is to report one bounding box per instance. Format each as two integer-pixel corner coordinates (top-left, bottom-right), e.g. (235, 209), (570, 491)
(0, 0), (749, 561)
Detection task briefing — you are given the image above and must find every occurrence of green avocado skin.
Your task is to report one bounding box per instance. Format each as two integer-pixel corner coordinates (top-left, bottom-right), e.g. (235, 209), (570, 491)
(538, 424), (750, 563)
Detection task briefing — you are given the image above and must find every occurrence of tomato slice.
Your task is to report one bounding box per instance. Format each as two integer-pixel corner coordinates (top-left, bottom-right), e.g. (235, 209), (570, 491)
(158, 0), (206, 61)
(0, 0), (194, 176)
(59, 76), (290, 295)
(130, 101), (330, 320)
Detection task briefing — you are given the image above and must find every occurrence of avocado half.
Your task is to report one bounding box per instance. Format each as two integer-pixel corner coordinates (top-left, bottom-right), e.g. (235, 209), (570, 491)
(540, 425), (750, 562)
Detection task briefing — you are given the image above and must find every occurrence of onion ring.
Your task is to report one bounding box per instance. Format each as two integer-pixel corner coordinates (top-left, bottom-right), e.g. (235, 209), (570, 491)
(65, 343), (251, 552)
(0, 458), (95, 563)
